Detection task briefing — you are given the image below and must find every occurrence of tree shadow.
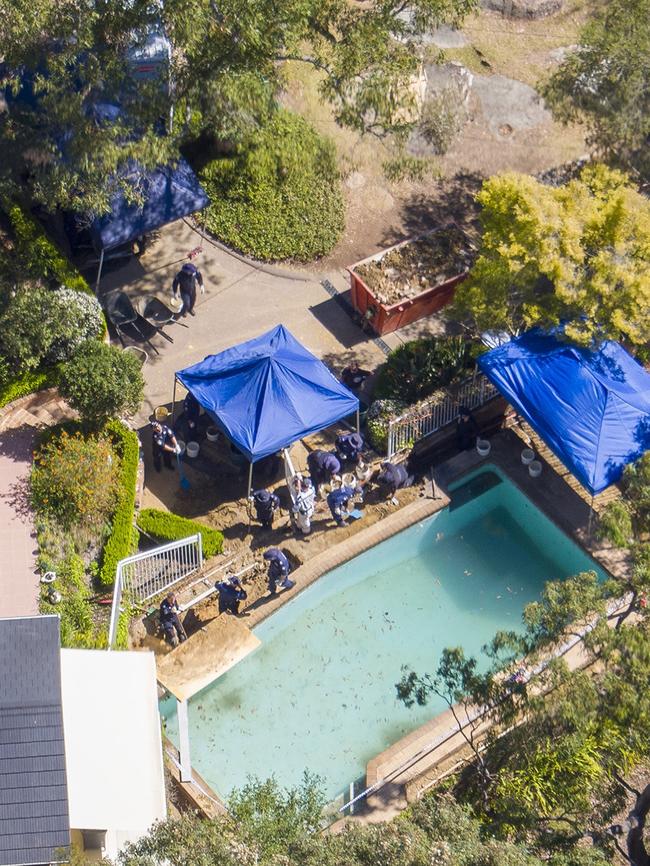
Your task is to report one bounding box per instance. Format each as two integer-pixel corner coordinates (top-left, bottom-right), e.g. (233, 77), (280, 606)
(308, 294), (371, 350)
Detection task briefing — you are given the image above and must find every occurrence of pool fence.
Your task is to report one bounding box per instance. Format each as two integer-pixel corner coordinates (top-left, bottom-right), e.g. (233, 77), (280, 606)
(386, 373), (499, 459)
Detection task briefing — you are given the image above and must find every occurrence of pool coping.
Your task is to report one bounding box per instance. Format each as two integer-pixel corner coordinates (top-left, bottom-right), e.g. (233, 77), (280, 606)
(242, 486), (451, 630)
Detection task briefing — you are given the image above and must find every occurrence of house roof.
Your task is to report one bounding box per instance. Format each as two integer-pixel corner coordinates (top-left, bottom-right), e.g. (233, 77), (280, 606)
(59, 649), (166, 860)
(0, 616), (70, 866)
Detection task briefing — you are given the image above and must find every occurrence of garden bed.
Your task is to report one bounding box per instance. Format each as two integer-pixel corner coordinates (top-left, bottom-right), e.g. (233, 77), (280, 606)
(348, 226), (477, 336)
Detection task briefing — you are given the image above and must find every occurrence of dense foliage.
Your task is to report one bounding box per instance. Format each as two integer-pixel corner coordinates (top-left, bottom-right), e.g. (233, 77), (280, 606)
(543, 0), (650, 183)
(366, 398), (407, 454)
(451, 165), (650, 347)
(201, 111), (344, 261)
(0, 285), (104, 374)
(0, 366), (59, 409)
(0, 0), (477, 214)
(116, 775), (602, 866)
(99, 420), (140, 588)
(374, 336), (475, 404)
(31, 429), (119, 530)
(59, 341), (145, 425)
(39, 552), (106, 649)
(138, 508), (224, 557)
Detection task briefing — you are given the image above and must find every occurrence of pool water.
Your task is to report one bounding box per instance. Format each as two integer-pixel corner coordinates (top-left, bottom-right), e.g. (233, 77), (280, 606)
(161, 466), (604, 801)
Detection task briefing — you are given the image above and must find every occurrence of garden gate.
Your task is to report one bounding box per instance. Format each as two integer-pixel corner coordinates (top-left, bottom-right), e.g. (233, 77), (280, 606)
(108, 534), (203, 649)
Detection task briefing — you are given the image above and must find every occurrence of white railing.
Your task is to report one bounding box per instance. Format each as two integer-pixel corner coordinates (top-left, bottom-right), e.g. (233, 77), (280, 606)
(386, 374), (499, 458)
(119, 534), (204, 604)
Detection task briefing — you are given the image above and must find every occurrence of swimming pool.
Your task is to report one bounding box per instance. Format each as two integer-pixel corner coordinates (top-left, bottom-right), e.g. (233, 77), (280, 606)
(161, 465), (604, 802)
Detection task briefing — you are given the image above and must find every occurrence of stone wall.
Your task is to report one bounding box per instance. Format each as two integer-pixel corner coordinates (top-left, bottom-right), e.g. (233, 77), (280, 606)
(480, 0), (563, 18)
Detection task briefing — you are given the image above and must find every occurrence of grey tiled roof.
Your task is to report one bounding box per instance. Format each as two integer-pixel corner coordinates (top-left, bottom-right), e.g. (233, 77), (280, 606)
(0, 616), (70, 866)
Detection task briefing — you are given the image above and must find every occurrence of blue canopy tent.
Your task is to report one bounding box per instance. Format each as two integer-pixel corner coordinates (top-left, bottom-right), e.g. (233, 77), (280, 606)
(175, 325), (360, 493)
(90, 157), (209, 289)
(478, 331), (650, 496)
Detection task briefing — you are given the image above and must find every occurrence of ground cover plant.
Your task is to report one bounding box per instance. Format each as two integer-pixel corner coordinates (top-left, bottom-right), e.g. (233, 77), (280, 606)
(138, 508), (224, 557)
(200, 111), (344, 261)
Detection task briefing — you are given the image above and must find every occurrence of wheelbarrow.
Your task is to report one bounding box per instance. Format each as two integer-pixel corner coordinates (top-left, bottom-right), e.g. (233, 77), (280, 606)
(104, 290), (160, 355)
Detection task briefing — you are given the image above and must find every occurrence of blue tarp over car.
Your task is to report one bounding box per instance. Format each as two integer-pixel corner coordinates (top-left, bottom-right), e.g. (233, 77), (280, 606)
(478, 331), (650, 495)
(89, 157), (208, 251)
(176, 325), (360, 463)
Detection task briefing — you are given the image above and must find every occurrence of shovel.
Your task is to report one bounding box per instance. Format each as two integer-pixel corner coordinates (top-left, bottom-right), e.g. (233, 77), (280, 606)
(176, 453), (191, 490)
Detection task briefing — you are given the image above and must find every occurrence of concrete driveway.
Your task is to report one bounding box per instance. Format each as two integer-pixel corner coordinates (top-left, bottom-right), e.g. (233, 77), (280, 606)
(99, 219), (396, 426)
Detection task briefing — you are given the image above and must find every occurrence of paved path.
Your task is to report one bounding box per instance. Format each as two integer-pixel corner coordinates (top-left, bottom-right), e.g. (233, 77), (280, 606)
(0, 390), (75, 617)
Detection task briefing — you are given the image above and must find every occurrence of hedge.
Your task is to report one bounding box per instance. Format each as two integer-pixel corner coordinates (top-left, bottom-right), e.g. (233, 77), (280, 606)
(0, 366), (60, 410)
(7, 205), (92, 294)
(138, 508), (224, 557)
(99, 420), (141, 587)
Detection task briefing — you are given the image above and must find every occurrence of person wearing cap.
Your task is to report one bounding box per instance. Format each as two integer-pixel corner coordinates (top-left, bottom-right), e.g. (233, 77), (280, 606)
(251, 488), (281, 528)
(456, 406), (479, 451)
(172, 262), (205, 317)
(290, 475), (316, 535)
(263, 548), (295, 595)
(335, 431), (364, 465)
(376, 461), (413, 502)
(215, 576), (248, 615)
(151, 420), (180, 472)
(306, 450), (341, 496)
(326, 485), (357, 527)
(160, 593), (187, 646)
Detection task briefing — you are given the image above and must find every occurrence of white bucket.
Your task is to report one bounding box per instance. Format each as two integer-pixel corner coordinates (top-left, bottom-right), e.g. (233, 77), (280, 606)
(529, 460), (542, 478)
(41, 571), (57, 584)
(176, 440), (186, 457)
(206, 426), (220, 442)
(521, 448), (535, 465)
(186, 441), (200, 459)
(342, 472), (356, 489)
(476, 438), (491, 457)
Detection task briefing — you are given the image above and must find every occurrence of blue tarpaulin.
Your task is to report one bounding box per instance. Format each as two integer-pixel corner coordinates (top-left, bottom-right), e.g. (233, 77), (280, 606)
(176, 325), (359, 463)
(478, 331), (650, 495)
(90, 157), (208, 251)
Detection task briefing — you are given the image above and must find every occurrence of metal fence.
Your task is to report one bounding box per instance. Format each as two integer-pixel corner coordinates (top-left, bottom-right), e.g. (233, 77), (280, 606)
(118, 534), (204, 604)
(386, 374), (499, 458)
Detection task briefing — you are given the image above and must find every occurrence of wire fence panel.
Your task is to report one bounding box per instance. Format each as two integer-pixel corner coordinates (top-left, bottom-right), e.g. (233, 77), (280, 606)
(107, 572), (123, 650)
(117, 534), (204, 605)
(387, 374), (499, 458)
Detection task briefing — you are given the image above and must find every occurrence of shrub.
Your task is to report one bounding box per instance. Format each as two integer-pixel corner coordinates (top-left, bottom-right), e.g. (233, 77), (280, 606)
(200, 110), (345, 261)
(99, 421), (140, 587)
(374, 336), (474, 405)
(59, 341), (144, 424)
(138, 508), (224, 557)
(39, 552), (106, 649)
(31, 429), (119, 529)
(366, 398), (407, 454)
(0, 366), (59, 409)
(419, 88), (466, 156)
(7, 205), (92, 295)
(0, 284), (103, 373)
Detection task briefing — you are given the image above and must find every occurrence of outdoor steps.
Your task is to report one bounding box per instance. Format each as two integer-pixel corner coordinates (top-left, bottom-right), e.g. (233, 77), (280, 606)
(0, 389), (76, 433)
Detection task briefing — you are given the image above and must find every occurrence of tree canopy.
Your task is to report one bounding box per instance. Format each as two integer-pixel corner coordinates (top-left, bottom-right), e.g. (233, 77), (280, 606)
(449, 164), (650, 347)
(543, 0), (650, 183)
(0, 0), (476, 214)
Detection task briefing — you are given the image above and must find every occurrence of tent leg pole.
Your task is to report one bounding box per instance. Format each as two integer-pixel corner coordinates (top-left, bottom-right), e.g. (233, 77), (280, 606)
(171, 377), (177, 424)
(587, 495), (594, 540)
(356, 407), (360, 434)
(95, 249), (105, 295)
(247, 462), (253, 500)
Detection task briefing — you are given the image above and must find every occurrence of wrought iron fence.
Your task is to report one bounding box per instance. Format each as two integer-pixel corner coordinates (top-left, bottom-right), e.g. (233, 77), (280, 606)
(386, 374), (499, 458)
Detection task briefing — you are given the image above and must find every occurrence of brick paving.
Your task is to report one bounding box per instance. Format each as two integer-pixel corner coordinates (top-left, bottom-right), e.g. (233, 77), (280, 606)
(0, 390), (75, 617)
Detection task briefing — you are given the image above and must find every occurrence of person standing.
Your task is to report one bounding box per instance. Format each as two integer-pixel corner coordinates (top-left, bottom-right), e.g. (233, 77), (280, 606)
(456, 406), (479, 451)
(172, 262), (205, 317)
(341, 360), (371, 391)
(151, 420), (179, 472)
(263, 548), (295, 595)
(160, 593), (187, 646)
(251, 489), (281, 528)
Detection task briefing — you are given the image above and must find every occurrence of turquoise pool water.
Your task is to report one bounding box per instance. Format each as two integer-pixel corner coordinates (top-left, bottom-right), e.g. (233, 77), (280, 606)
(161, 465), (604, 801)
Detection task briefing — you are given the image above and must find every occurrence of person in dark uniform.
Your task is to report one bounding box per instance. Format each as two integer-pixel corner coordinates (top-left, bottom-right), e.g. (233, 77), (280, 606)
(341, 360), (371, 391)
(326, 485), (357, 526)
(456, 406), (479, 451)
(172, 262), (205, 317)
(174, 392), (201, 441)
(215, 576), (248, 615)
(251, 489), (281, 528)
(306, 450), (341, 495)
(376, 461), (414, 500)
(151, 420), (179, 471)
(263, 548), (295, 595)
(160, 593), (187, 646)
(335, 431), (364, 465)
